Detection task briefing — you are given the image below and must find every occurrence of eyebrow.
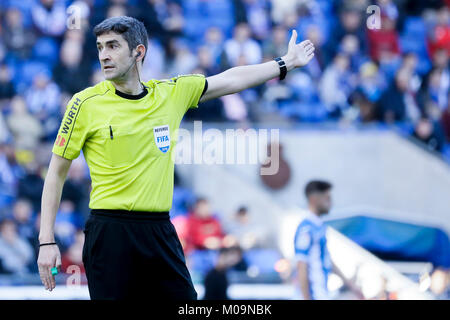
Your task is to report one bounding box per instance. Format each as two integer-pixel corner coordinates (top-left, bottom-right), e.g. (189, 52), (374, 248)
(96, 40), (120, 46)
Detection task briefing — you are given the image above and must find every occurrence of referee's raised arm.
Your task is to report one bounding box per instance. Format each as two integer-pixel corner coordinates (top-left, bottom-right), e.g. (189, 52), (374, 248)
(199, 29), (315, 103)
(37, 153), (72, 291)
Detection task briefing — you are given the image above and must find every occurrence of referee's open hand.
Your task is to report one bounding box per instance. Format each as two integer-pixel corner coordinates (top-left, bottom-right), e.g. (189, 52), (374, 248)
(37, 244), (62, 291)
(283, 30), (315, 69)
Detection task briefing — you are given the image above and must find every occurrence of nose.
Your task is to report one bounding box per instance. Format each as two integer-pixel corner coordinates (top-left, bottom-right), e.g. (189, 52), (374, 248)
(99, 49), (110, 63)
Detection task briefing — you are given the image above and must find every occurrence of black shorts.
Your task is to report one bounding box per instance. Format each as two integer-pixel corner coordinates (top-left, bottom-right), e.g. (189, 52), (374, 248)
(82, 209), (197, 300)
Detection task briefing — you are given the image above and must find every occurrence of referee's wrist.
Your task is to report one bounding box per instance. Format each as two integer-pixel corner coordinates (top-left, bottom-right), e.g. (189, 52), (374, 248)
(281, 55), (296, 72)
(39, 235), (55, 243)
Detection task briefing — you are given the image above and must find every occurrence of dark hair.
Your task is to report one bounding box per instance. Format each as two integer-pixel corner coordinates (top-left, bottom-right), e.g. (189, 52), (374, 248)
(304, 180), (332, 198)
(195, 197), (208, 206)
(93, 16), (148, 62)
(236, 206), (248, 215)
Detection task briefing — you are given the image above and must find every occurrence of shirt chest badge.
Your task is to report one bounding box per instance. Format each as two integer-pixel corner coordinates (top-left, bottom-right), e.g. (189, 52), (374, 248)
(153, 124), (170, 153)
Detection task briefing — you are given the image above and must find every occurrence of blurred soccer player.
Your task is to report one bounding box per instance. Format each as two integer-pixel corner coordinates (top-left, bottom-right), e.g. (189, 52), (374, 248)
(37, 16), (315, 299)
(294, 180), (361, 300)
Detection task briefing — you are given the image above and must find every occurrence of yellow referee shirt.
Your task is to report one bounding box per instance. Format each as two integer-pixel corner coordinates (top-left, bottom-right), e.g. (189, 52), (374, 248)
(52, 74), (206, 212)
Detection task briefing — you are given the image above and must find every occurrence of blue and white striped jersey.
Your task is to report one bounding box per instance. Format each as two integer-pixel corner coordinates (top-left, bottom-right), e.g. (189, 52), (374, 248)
(293, 211), (332, 300)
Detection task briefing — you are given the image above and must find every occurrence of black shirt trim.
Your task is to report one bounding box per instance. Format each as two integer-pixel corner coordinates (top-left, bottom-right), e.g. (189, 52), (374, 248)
(201, 79), (208, 98)
(115, 87), (148, 100)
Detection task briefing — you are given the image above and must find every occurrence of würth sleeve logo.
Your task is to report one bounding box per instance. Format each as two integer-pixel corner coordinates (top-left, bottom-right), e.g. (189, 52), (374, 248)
(61, 97), (81, 134)
(153, 125), (170, 153)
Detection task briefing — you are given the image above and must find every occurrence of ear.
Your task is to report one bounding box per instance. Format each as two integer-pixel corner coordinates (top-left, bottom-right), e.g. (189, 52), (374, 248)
(135, 44), (146, 61)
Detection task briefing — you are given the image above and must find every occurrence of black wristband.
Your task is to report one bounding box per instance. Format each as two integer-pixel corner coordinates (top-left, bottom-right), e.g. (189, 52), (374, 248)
(274, 57), (287, 80)
(39, 242), (57, 247)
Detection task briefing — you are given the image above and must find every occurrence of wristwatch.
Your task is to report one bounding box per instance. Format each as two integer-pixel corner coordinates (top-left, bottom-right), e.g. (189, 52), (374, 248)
(274, 57), (287, 80)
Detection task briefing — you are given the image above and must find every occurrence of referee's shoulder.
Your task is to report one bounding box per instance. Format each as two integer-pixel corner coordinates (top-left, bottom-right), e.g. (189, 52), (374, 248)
(71, 81), (111, 106)
(150, 73), (205, 86)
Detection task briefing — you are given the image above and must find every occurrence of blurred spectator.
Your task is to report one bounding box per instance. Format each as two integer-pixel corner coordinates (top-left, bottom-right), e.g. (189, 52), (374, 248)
(224, 206), (267, 250)
(356, 61), (385, 103)
(196, 46), (221, 76)
(304, 24), (326, 77)
(61, 158), (91, 220)
(400, 52), (422, 96)
(0, 219), (34, 274)
(367, 14), (401, 63)
(412, 116), (446, 152)
(338, 34), (366, 74)
(137, 0), (166, 42)
(25, 70), (60, 118)
(281, 69), (325, 122)
(6, 96), (44, 150)
(170, 171), (196, 219)
(54, 200), (82, 250)
(223, 23), (262, 68)
(141, 39), (166, 80)
(0, 112), (11, 145)
(324, 6), (367, 65)
(419, 68), (449, 120)
(262, 24), (287, 61)
(220, 92), (248, 121)
(431, 47), (449, 71)
(17, 161), (44, 213)
(167, 38), (197, 76)
(376, 68), (421, 123)
(0, 144), (20, 210)
(350, 89), (377, 123)
(203, 27), (225, 66)
(2, 8), (35, 60)
(31, 0), (67, 37)
(61, 229), (85, 275)
(0, 149), (17, 213)
(12, 198), (35, 243)
(319, 53), (355, 118)
(0, 64), (15, 102)
(441, 91), (450, 142)
(203, 246), (242, 300)
(24, 70), (61, 139)
(240, 0), (271, 41)
(53, 39), (90, 95)
(426, 6), (450, 58)
(429, 267), (450, 299)
(185, 198), (225, 252)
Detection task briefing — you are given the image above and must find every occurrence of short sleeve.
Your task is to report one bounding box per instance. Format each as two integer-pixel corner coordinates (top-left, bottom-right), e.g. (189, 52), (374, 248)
(294, 223), (313, 262)
(170, 74), (206, 113)
(52, 94), (89, 160)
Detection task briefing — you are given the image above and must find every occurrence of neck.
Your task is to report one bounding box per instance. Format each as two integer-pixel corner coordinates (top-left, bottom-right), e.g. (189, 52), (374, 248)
(111, 72), (143, 95)
(308, 205), (320, 217)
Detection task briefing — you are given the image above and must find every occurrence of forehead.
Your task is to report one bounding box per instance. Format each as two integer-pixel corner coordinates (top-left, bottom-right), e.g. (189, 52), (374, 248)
(96, 31), (127, 45)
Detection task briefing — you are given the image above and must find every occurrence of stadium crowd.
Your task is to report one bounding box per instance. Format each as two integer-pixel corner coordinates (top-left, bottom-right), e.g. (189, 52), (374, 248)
(0, 0), (449, 292)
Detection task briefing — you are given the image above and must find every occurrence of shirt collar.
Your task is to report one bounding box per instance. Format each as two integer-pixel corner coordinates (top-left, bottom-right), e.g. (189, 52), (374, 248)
(106, 80), (149, 100)
(305, 210), (323, 226)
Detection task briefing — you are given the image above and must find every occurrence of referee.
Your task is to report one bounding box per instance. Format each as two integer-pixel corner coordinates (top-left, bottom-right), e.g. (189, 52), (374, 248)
(37, 16), (315, 300)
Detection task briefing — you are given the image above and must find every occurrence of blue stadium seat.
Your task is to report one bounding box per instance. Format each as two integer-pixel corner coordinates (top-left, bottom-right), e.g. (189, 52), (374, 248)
(400, 17), (431, 75)
(31, 37), (60, 67)
(243, 249), (281, 273)
(14, 61), (50, 93)
(403, 17), (427, 38)
(188, 249), (219, 275)
(183, 0), (234, 40)
(442, 143), (450, 164)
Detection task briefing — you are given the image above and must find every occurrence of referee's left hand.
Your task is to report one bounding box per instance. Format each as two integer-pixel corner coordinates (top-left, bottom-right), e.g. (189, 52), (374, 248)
(37, 244), (62, 291)
(282, 30), (315, 69)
